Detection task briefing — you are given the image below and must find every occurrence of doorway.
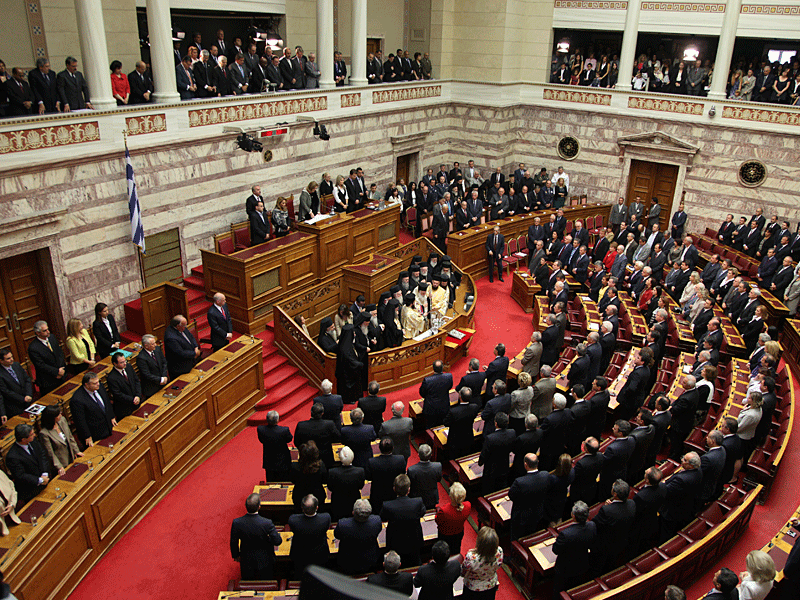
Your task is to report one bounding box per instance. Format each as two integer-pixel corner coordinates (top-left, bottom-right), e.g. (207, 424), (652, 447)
(396, 153), (417, 186)
(367, 38), (382, 58)
(0, 250), (60, 365)
(625, 159), (679, 231)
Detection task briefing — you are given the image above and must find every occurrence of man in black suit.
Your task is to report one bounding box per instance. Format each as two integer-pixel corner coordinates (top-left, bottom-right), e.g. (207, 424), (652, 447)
(367, 438), (406, 514)
(509, 453), (551, 540)
(207, 293), (233, 352)
(357, 380), (386, 434)
(128, 61), (154, 104)
(483, 344), (509, 402)
(327, 446), (366, 521)
(539, 394), (572, 471)
(0, 349), (34, 421)
(659, 451), (703, 542)
(136, 334), (169, 399)
(408, 444), (442, 509)
(553, 500), (597, 598)
(419, 359), (453, 429)
(481, 380), (512, 437)
(486, 225), (505, 282)
(510, 414), (542, 477)
(414, 541), (462, 599)
(616, 349), (651, 420)
(6, 424), (50, 506)
(367, 551), (414, 595)
(163, 315), (200, 380)
(6, 68), (35, 116)
(294, 403), (340, 468)
(334, 498), (383, 574)
(455, 358), (486, 400)
(27, 320), (67, 396)
(567, 387), (592, 456)
(57, 56), (92, 111)
(344, 170), (363, 213)
(247, 55), (268, 94)
(249, 200), (270, 245)
(312, 378), (344, 431)
(598, 420), (636, 500)
(628, 408), (656, 484)
(718, 417), (742, 495)
(229, 53), (250, 94)
(230, 493), (282, 580)
(443, 389), (480, 459)
(287, 494), (331, 578)
(381, 473), (426, 567)
(71, 372), (116, 447)
(567, 344), (591, 392)
(266, 55), (285, 90)
(591, 479), (636, 575)
(540, 315), (560, 367)
(599, 322), (616, 374)
(257, 410), (292, 483)
(334, 51), (347, 86)
(631, 467), (666, 553)
(28, 58), (60, 113)
(340, 408), (377, 470)
(703, 568), (740, 600)
(586, 377), (611, 441)
(212, 56), (232, 96)
(568, 437), (604, 507)
(647, 395), (672, 466)
(478, 412), (516, 494)
(106, 352), (142, 420)
(699, 430), (727, 507)
(668, 375), (701, 461)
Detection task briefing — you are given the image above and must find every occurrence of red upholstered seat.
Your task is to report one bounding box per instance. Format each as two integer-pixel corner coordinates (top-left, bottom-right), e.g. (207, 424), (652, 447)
(630, 549), (667, 574)
(563, 580), (606, 600)
(600, 565), (637, 589)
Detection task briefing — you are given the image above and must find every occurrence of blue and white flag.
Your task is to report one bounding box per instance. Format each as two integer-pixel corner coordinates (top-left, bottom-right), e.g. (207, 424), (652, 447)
(125, 148), (145, 253)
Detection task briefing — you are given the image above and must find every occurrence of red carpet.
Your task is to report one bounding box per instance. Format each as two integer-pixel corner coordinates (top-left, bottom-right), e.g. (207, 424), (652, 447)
(67, 262), (800, 600)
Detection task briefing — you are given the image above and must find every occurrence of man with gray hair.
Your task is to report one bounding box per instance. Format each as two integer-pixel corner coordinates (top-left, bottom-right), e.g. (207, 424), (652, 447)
(540, 314), (560, 367)
(599, 320), (616, 373)
(456, 357), (486, 399)
(659, 451), (703, 542)
(591, 479), (636, 575)
(230, 492), (282, 580)
(164, 314), (200, 379)
(553, 500), (596, 596)
(257, 410), (292, 483)
(70, 371), (116, 447)
(699, 430), (726, 506)
(334, 499), (383, 573)
(136, 333), (169, 399)
(668, 374), (700, 460)
(378, 401), (414, 461)
(521, 331), (543, 379)
(531, 365), (556, 420)
(327, 446), (366, 521)
(408, 444), (443, 509)
(539, 394), (571, 470)
(314, 378), (344, 431)
(27, 320), (67, 395)
(28, 56), (60, 113)
(208, 292), (233, 351)
(366, 550), (413, 595)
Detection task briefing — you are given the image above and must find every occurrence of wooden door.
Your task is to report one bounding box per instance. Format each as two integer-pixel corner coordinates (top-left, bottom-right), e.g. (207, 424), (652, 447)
(626, 160), (679, 232)
(0, 252), (54, 364)
(367, 38), (382, 58)
(396, 154), (411, 185)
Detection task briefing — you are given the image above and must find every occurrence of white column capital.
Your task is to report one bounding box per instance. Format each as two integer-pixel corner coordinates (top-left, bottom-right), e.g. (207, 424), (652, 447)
(147, 0), (181, 104)
(74, 0), (116, 110)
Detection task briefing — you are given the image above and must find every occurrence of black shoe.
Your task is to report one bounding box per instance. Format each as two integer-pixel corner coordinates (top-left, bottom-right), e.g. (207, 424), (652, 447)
(499, 278), (505, 282)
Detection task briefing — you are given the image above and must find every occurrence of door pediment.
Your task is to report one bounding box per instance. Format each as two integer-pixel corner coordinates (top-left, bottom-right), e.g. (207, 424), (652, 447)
(617, 131), (700, 168)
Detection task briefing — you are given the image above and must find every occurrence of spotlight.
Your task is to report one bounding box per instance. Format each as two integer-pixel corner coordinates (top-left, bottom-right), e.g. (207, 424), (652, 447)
(236, 133), (263, 153)
(708, 105), (716, 117)
(313, 122), (330, 141)
(557, 40), (570, 54)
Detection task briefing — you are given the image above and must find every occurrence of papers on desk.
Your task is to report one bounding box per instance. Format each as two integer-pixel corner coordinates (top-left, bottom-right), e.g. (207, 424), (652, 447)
(682, 365), (692, 374)
(25, 403), (46, 416)
(413, 329), (435, 341)
(306, 213), (334, 225)
(588, 323), (600, 332)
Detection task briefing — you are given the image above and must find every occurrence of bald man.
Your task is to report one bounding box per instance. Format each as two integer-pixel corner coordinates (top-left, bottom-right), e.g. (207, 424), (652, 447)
(208, 292), (233, 351)
(378, 401), (414, 461)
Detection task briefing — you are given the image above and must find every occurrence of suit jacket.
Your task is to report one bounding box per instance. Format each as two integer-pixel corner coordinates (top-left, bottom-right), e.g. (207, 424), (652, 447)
(567, 355), (591, 392)
(647, 203), (662, 228)
(592, 499), (636, 563)
(39, 415), (80, 472)
(540, 326), (560, 367)
(484, 356), (509, 392)
(213, 65), (232, 96)
(443, 402), (479, 457)
(414, 558), (461, 600)
(340, 423), (377, 470)
(357, 395), (386, 434)
(266, 63), (284, 88)
(509, 470), (551, 538)
(616, 365), (650, 415)
(163, 325), (198, 379)
(521, 342), (542, 378)
(569, 452), (604, 506)
(378, 415), (413, 460)
(56, 69), (90, 109)
(408, 460), (442, 509)
(136, 347), (169, 399)
(287, 511), (332, 575)
(479, 427), (516, 492)
(511, 428), (543, 476)
(553, 520), (596, 579)
(92, 315), (120, 360)
(632, 484), (666, 548)
(294, 418), (340, 468)
(671, 388), (700, 433)
(660, 468), (703, 524)
(481, 394), (512, 436)
(539, 408), (573, 466)
(207, 304), (233, 350)
(720, 434), (742, 495)
(419, 372), (453, 418)
(334, 515), (383, 574)
(128, 69), (154, 103)
(192, 61), (215, 97)
(229, 62), (250, 93)
(700, 446), (726, 504)
(175, 64), (196, 99)
(6, 441), (50, 507)
(628, 424), (655, 481)
(327, 464), (365, 521)
(0, 362), (33, 418)
(610, 203), (626, 226)
(567, 399), (592, 453)
(106, 365), (142, 420)
(456, 370), (486, 400)
(70, 383), (115, 444)
(256, 423), (292, 478)
(230, 513), (282, 578)
(367, 571), (414, 596)
(486, 232), (505, 257)
(648, 410), (672, 464)
(531, 377), (556, 421)
(599, 437), (636, 495)
(250, 210), (270, 245)
(671, 210), (688, 239)
(368, 453), (407, 513)
(28, 68), (59, 113)
(28, 335), (66, 394)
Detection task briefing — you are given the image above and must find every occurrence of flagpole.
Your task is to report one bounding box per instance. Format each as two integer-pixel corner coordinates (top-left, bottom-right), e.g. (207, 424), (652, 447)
(125, 129), (146, 258)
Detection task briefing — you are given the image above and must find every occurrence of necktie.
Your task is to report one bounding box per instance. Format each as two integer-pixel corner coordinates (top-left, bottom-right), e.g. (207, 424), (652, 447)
(7, 367), (18, 384)
(122, 369), (128, 382)
(181, 331), (191, 345)
(44, 338), (52, 352)
(149, 351), (155, 361)
(494, 235), (498, 249)
(93, 391), (104, 409)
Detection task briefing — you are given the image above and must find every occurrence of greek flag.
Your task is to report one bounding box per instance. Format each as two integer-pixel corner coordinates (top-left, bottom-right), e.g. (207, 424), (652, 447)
(126, 148), (145, 253)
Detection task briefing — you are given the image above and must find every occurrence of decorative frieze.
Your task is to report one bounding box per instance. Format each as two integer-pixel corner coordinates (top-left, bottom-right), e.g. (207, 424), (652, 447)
(628, 96), (704, 115)
(641, 2), (725, 11)
(722, 105), (800, 126)
(372, 86), (442, 104)
(543, 88), (612, 106)
(341, 93), (361, 108)
(188, 96), (328, 127)
(125, 114), (167, 136)
(0, 121), (100, 154)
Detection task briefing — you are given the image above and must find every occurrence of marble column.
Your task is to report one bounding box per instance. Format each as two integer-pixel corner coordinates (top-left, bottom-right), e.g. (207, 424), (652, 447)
(350, 0), (368, 86)
(317, 0), (335, 88)
(146, 0), (181, 103)
(708, 0), (743, 101)
(74, 0), (116, 110)
(615, 0), (642, 92)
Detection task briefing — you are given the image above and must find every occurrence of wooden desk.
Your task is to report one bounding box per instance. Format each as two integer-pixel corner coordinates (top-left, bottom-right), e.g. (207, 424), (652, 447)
(429, 417), (484, 461)
(451, 452), (515, 488)
(618, 291), (649, 346)
(3, 339), (264, 600)
(218, 592), (299, 599)
(409, 389), (460, 422)
(511, 271), (540, 313)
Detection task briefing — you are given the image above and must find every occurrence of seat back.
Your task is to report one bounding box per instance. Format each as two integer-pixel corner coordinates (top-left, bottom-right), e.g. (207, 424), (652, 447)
(279, 194), (296, 222)
(215, 231), (235, 255)
(585, 216), (594, 230)
(231, 221), (250, 249)
(321, 193), (335, 211)
(595, 214), (604, 228)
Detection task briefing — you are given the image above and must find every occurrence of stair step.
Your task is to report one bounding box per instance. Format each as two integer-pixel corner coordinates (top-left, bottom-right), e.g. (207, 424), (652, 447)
(189, 302), (211, 320)
(253, 383), (317, 413)
(183, 275), (205, 291)
(120, 331), (142, 345)
(262, 353), (288, 373)
(264, 364), (300, 389)
(191, 265), (204, 278)
(186, 288), (206, 304)
(262, 344), (278, 360)
(264, 321), (275, 332)
(256, 330), (275, 345)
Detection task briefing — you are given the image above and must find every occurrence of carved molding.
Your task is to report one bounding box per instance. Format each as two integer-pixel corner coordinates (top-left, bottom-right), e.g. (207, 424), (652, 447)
(641, 2), (725, 11)
(554, 0), (627, 7)
(543, 88), (612, 106)
(341, 93), (361, 108)
(188, 96), (328, 127)
(369, 335), (443, 366)
(125, 114), (167, 136)
(372, 86), (441, 104)
(741, 4), (800, 13)
(278, 313), (325, 364)
(0, 207), (68, 236)
(627, 96), (705, 116)
(281, 279), (342, 312)
(721, 105), (800, 126)
(0, 121), (100, 154)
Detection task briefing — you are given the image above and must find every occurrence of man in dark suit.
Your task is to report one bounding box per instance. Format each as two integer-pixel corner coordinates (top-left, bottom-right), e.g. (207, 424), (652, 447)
(586, 376), (611, 441)
(598, 420), (636, 499)
(207, 293), (233, 352)
(6, 424), (51, 506)
(71, 372), (116, 446)
(0, 349), (34, 421)
(27, 320), (67, 395)
(248, 55), (268, 94)
(344, 170), (364, 213)
(257, 410), (293, 483)
(414, 541), (462, 598)
(568, 437), (604, 507)
(567, 388), (592, 456)
(28, 59), (59, 114)
(486, 225), (505, 282)
(509, 413), (542, 476)
(628, 408), (656, 483)
(703, 568), (740, 600)
(327, 446), (366, 521)
(567, 344), (591, 392)
(591, 479), (636, 575)
(483, 344), (509, 401)
(229, 53), (250, 94)
(659, 452), (703, 542)
(378, 401), (414, 462)
(294, 403), (340, 468)
(266, 55), (285, 90)
(553, 500), (597, 598)
(540, 315), (560, 367)
(668, 375), (701, 461)
(56, 56), (93, 111)
(213, 56), (232, 96)
(340, 408), (377, 470)
(163, 315), (200, 380)
(419, 359), (453, 429)
(599, 323), (616, 374)
(481, 380), (512, 437)
(136, 334), (169, 399)
(128, 61), (154, 104)
(249, 201), (270, 245)
(408, 444), (442, 509)
(312, 378), (344, 431)
(631, 467), (666, 553)
(381, 473), (426, 567)
(334, 498), (383, 574)
(478, 412), (516, 494)
(616, 349), (651, 420)
(367, 551), (414, 595)
(356, 381), (386, 434)
(106, 352), (142, 420)
(699, 430), (727, 507)
(175, 55), (197, 99)
(367, 438), (406, 514)
(290, 47), (306, 89)
(443, 390), (480, 459)
(718, 417), (742, 496)
(455, 358), (486, 400)
(334, 51), (347, 86)
(771, 256), (794, 301)
(647, 395), (672, 467)
(671, 207), (687, 241)
(539, 394), (572, 471)
(230, 493), (282, 580)
(509, 453), (551, 540)
(287, 494), (331, 578)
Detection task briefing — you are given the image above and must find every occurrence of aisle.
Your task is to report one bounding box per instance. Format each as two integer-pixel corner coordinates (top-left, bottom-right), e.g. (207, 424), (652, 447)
(68, 274), (532, 600)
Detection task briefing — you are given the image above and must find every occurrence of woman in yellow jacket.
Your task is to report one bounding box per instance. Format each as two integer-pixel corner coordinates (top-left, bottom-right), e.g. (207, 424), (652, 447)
(65, 317), (96, 376)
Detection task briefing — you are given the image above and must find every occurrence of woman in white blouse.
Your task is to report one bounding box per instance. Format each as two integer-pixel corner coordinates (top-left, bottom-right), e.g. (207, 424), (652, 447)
(738, 550), (775, 600)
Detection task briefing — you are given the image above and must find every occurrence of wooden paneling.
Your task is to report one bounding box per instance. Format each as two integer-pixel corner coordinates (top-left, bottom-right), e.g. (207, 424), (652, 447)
(91, 451), (156, 539)
(140, 282), (190, 340)
(156, 402), (211, 474)
(626, 160), (678, 231)
(211, 362), (263, 424)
